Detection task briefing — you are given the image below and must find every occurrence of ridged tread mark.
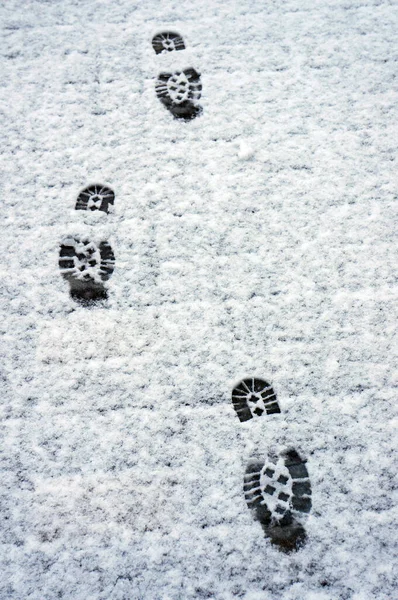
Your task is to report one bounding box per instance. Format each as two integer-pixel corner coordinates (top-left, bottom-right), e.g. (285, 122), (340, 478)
(155, 68), (202, 120)
(244, 450), (312, 553)
(75, 184), (114, 214)
(152, 32), (185, 54)
(232, 378), (280, 422)
(59, 238), (115, 305)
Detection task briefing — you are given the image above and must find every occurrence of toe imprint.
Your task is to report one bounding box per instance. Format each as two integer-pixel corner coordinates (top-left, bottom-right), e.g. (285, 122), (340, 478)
(152, 32), (185, 54)
(75, 184), (114, 214)
(232, 378), (280, 422)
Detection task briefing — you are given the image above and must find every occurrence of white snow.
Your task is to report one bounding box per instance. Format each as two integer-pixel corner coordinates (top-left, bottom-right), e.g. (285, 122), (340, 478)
(1, 0), (397, 598)
(238, 142), (255, 160)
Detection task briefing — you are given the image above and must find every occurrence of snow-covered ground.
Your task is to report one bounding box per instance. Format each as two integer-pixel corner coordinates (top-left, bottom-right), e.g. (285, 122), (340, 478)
(1, 0), (397, 598)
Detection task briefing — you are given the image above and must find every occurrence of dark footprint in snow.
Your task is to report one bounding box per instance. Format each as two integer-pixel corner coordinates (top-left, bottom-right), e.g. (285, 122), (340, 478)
(232, 378), (280, 422)
(59, 237), (115, 305)
(75, 184), (114, 214)
(244, 449), (312, 552)
(152, 32), (185, 54)
(155, 68), (202, 120)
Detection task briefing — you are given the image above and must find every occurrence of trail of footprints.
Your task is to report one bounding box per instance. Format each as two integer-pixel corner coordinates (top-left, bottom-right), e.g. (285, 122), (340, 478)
(57, 33), (312, 552)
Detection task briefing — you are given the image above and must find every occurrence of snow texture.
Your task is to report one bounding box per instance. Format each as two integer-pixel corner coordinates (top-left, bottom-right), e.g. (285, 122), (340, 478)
(1, 0), (397, 598)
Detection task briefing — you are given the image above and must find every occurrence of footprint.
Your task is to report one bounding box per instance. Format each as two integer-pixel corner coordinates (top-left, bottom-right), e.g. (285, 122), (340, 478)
(232, 378), (280, 422)
(75, 184), (115, 214)
(59, 237), (115, 304)
(155, 68), (202, 120)
(244, 449), (312, 552)
(152, 32), (185, 54)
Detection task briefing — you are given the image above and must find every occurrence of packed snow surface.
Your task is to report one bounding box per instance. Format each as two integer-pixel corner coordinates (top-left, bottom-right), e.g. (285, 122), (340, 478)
(1, 0), (397, 598)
